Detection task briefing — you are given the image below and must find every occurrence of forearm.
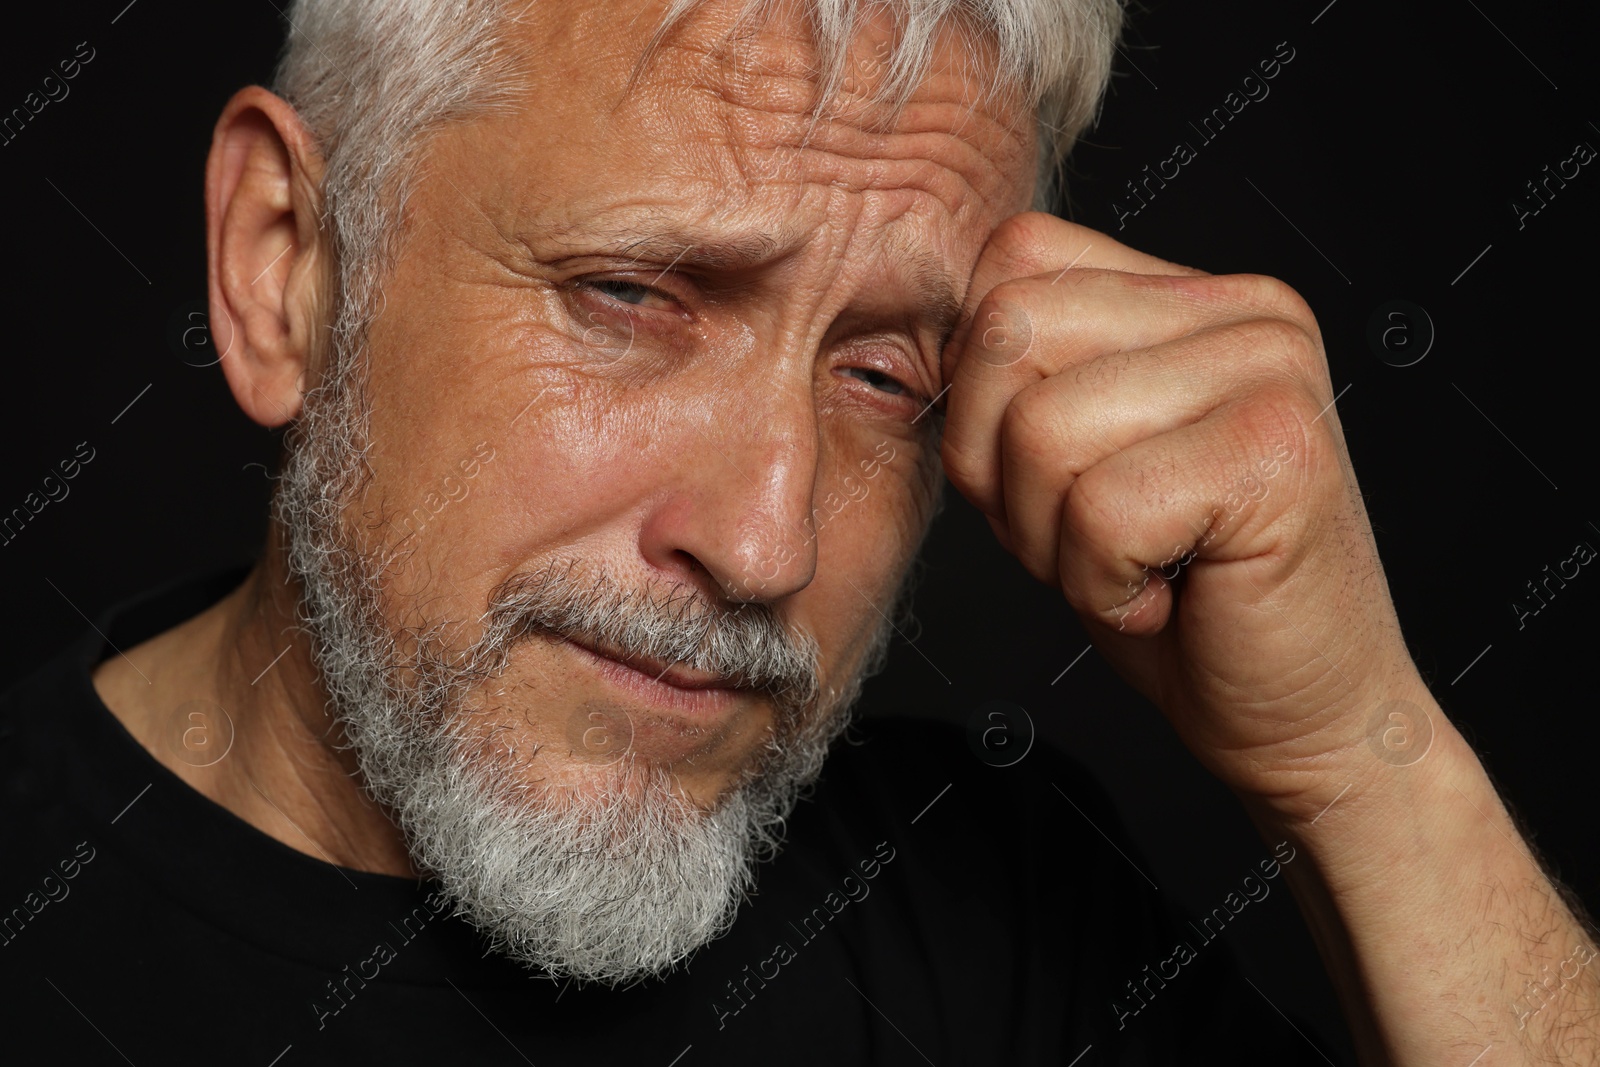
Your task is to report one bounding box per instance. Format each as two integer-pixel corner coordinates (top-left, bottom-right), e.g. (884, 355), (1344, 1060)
(1245, 690), (1600, 1065)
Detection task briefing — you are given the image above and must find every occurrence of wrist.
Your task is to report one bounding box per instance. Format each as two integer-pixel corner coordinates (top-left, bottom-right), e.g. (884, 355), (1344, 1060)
(1237, 692), (1600, 1060)
(1240, 690), (1494, 891)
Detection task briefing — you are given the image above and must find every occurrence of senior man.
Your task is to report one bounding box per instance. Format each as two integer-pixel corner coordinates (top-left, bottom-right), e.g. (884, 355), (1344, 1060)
(2, 0), (1596, 1063)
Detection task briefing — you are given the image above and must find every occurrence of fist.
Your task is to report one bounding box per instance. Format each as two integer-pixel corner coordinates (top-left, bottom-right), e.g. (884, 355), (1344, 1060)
(940, 213), (1420, 804)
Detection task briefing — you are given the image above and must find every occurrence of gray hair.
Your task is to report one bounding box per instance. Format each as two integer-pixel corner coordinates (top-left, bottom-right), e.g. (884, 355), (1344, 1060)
(271, 0), (1124, 366)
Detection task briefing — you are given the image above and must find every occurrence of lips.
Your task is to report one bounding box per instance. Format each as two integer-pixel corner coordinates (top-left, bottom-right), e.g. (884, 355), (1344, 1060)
(563, 634), (744, 692)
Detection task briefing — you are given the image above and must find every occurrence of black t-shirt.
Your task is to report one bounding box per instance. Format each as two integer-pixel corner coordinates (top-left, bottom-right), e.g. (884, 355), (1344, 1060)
(0, 571), (1335, 1064)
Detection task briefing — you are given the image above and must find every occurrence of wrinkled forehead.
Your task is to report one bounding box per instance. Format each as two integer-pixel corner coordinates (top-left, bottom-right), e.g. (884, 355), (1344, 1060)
(494, 0), (1038, 225)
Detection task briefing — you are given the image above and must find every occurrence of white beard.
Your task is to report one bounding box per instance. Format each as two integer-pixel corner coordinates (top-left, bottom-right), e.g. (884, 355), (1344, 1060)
(270, 348), (894, 985)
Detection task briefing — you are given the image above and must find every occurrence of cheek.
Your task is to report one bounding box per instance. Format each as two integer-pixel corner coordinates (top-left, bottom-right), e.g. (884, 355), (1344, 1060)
(354, 317), (664, 615)
(811, 437), (933, 613)
(378, 382), (682, 586)
(808, 495), (917, 693)
(495, 387), (684, 537)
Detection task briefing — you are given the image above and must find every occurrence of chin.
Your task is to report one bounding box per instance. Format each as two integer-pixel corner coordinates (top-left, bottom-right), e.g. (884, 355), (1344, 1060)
(374, 706), (819, 986)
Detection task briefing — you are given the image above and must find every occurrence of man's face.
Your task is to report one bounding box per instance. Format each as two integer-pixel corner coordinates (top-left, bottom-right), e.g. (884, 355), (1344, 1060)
(328, 0), (1035, 808)
(271, 0), (1039, 983)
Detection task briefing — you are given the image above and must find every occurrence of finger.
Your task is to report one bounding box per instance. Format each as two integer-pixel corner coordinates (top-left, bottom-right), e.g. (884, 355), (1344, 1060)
(995, 323), (1291, 584)
(943, 267), (1269, 388)
(1049, 388), (1320, 637)
(947, 212), (1209, 358)
(969, 213), (1207, 301)
(942, 271), (1315, 518)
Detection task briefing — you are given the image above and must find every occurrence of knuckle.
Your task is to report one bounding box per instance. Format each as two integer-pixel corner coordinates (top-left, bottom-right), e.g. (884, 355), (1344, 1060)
(1062, 462), (1129, 552)
(1241, 382), (1319, 464)
(1229, 271), (1290, 303)
(939, 432), (985, 498)
(973, 275), (1044, 318)
(968, 282), (1042, 364)
(1254, 273), (1319, 332)
(1000, 382), (1064, 466)
(1218, 316), (1317, 377)
(1248, 315), (1307, 358)
(1225, 273), (1322, 336)
(983, 211), (1063, 277)
(1218, 271), (1291, 309)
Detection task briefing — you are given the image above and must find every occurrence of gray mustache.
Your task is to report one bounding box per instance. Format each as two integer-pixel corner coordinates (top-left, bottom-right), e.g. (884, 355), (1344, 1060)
(481, 561), (822, 713)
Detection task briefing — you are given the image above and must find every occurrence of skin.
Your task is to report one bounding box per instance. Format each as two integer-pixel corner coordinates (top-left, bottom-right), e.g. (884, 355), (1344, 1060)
(93, 2), (1019, 875)
(90, 0), (1597, 1061)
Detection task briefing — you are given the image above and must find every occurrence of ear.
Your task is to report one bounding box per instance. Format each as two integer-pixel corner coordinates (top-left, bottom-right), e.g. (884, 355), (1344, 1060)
(204, 86), (330, 428)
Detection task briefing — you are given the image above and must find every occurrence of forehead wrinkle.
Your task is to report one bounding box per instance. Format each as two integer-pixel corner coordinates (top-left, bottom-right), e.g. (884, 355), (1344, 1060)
(497, 0), (1031, 217)
(629, 0), (1022, 149)
(615, 5), (1029, 214)
(711, 81), (1026, 209)
(691, 115), (1018, 225)
(624, 0), (806, 109)
(631, 1), (847, 123)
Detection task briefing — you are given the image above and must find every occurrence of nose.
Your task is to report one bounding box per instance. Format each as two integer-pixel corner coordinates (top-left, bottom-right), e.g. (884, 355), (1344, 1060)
(636, 374), (821, 605)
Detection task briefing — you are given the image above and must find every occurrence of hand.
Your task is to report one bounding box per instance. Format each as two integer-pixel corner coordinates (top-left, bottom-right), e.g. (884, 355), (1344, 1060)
(940, 213), (1424, 810)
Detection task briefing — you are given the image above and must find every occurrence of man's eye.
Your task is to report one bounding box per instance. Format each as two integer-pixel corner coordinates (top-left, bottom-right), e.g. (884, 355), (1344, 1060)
(588, 279), (668, 308)
(843, 366), (909, 396)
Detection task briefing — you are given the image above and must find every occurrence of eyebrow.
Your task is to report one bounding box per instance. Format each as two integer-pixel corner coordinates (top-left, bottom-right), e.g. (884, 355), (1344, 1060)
(543, 223), (968, 351)
(541, 225), (786, 275)
(895, 245), (968, 353)
(611, 230), (782, 273)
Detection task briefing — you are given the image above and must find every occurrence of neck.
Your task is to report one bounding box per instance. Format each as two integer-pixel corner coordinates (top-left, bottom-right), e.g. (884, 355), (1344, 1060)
(90, 526), (418, 877)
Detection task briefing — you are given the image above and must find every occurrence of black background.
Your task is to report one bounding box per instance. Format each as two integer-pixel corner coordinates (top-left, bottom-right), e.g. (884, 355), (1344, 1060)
(2, 2), (1596, 1062)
